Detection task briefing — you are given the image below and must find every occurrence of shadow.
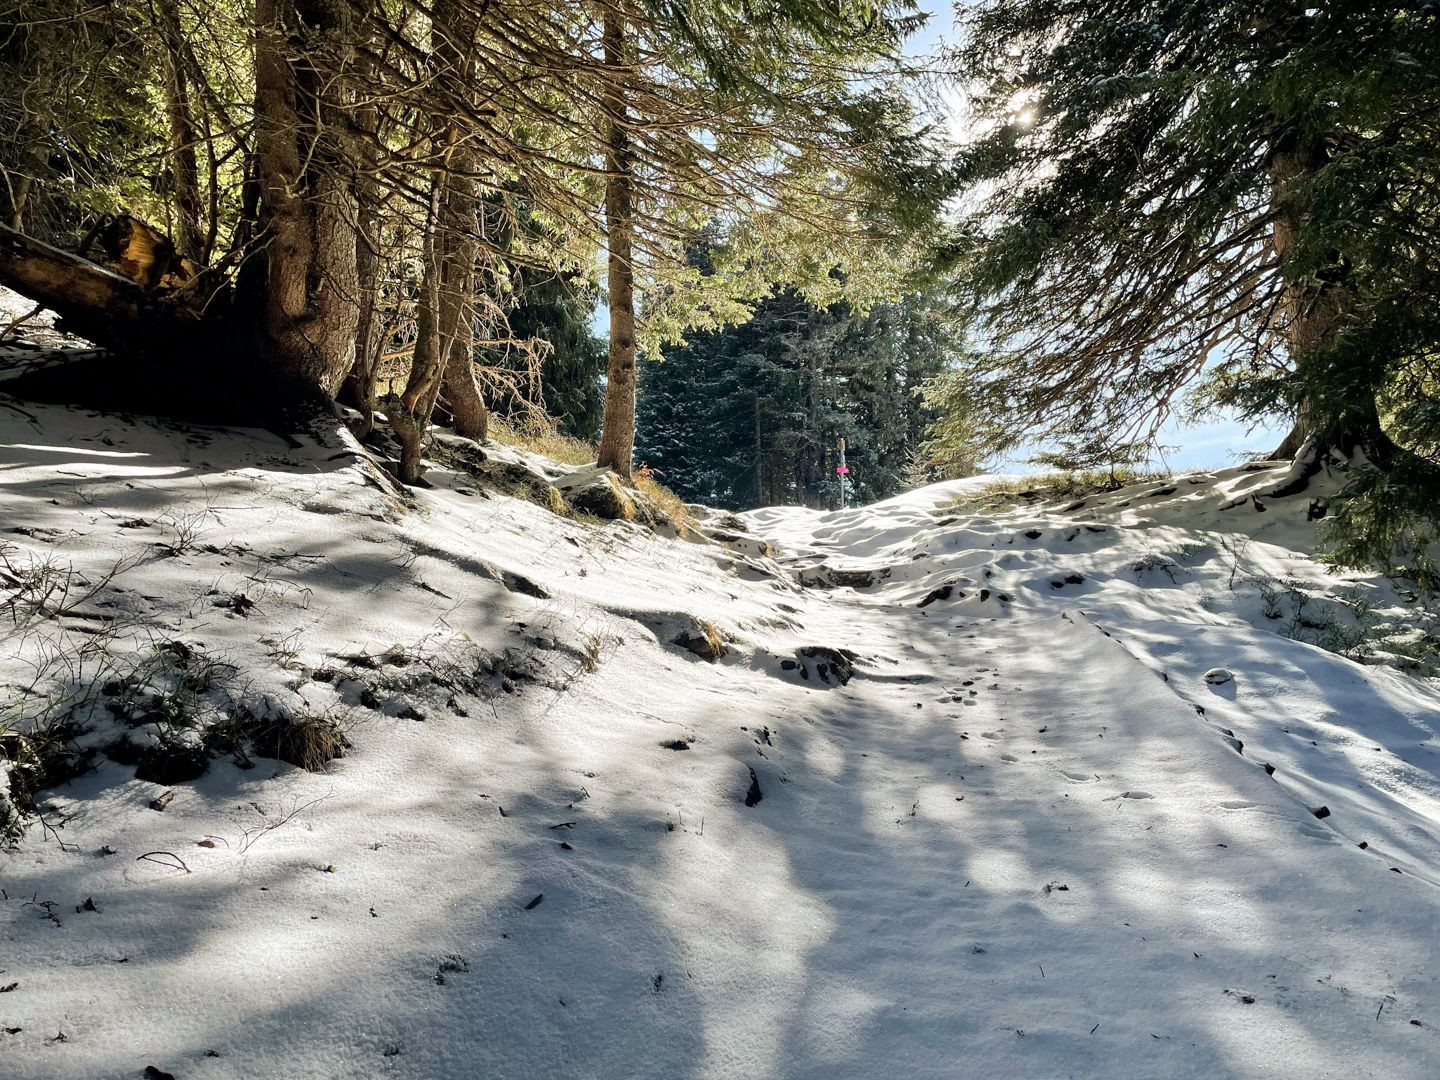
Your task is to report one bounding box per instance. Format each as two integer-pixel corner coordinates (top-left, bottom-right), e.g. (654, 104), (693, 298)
(4, 397), (1440, 1080)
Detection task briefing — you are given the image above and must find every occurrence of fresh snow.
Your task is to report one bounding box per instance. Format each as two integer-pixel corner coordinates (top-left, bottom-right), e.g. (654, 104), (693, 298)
(3, 337), (1440, 1077)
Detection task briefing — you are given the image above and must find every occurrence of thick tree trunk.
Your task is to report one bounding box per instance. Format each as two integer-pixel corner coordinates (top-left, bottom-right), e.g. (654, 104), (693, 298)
(1266, 137), (1388, 466)
(443, 322), (489, 439)
(596, 8), (638, 481)
(252, 0), (360, 399)
(347, 27), (384, 436)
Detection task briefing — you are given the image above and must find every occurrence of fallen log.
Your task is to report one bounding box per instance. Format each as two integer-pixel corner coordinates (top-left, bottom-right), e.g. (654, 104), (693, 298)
(0, 222), (221, 357)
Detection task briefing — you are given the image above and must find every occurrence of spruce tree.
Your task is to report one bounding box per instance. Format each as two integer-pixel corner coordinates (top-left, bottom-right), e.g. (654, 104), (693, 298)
(637, 286), (960, 509)
(947, 0), (1440, 570)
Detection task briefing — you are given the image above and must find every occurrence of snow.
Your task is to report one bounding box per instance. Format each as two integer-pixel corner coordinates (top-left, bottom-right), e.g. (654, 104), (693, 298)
(3, 328), (1440, 1076)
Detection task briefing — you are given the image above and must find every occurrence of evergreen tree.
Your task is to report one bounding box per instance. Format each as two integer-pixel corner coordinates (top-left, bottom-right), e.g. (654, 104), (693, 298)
(945, 1), (1440, 571)
(637, 287), (961, 509)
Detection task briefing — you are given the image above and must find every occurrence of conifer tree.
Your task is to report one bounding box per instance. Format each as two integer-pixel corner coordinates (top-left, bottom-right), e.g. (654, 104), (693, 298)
(946, 0), (1440, 571)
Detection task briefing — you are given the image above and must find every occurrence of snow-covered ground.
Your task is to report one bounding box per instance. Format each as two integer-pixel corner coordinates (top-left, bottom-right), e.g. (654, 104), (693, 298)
(3, 344), (1440, 1077)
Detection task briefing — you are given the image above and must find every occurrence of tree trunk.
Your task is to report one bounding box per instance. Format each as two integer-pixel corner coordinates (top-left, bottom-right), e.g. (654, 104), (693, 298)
(252, 0), (360, 400)
(596, 8), (638, 481)
(155, 0), (202, 261)
(6, 173), (32, 233)
(1266, 136), (1392, 464)
(0, 223), (218, 354)
(443, 323), (489, 439)
(1260, 134), (1402, 496)
(391, 0), (486, 479)
(346, 21), (384, 436)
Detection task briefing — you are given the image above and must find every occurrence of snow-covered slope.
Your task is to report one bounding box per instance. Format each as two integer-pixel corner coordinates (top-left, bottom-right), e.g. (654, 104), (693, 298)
(3, 387), (1439, 1078)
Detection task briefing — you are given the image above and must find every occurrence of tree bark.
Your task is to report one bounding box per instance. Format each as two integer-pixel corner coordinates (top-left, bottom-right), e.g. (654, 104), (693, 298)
(155, 0), (202, 261)
(596, 8), (638, 481)
(1266, 135), (1392, 464)
(443, 318), (489, 439)
(392, 0), (486, 479)
(252, 0), (360, 399)
(347, 16), (384, 435)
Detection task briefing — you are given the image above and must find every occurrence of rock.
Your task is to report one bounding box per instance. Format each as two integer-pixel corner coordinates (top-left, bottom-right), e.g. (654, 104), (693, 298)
(918, 584), (956, 607)
(479, 460), (567, 514)
(1203, 667), (1234, 685)
(568, 475), (635, 521)
(796, 645), (858, 686)
(501, 571), (550, 599)
(744, 767), (763, 807)
(672, 618), (727, 660)
(709, 531), (775, 559)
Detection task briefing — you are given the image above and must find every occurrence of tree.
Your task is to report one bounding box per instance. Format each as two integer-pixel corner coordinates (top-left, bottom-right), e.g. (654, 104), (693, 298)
(637, 284), (959, 509)
(945, 0), (1440, 569)
(248, 0), (361, 398)
(578, 0), (942, 478)
(0, 0), (950, 487)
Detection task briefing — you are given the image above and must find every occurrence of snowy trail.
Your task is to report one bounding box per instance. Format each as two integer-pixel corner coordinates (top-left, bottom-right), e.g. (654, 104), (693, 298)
(3, 396), (1440, 1078)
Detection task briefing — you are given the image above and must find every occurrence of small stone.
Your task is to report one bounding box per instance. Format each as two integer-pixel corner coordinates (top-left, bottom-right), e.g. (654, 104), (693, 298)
(1203, 668), (1234, 685)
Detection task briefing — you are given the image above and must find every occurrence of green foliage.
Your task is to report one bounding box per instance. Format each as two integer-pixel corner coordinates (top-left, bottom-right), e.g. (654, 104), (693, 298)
(944, 0), (1440, 572)
(0, 1), (166, 240)
(1321, 462), (1440, 589)
(637, 283), (964, 509)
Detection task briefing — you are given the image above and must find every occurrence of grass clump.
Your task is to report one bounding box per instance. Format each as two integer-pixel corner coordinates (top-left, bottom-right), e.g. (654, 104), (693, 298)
(488, 417), (595, 467)
(634, 470), (695, 537)
(948, 467), (1171, 511)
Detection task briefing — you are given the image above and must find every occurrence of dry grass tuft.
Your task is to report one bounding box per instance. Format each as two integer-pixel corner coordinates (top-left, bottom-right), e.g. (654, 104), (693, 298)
(488, 417), (595, 467)
(634, 471), (695, 536)
(949, 468), (1171, 511)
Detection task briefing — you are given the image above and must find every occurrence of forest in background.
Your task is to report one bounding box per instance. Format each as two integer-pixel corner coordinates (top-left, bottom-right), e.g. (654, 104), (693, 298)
(1, 1), (1437, 572)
